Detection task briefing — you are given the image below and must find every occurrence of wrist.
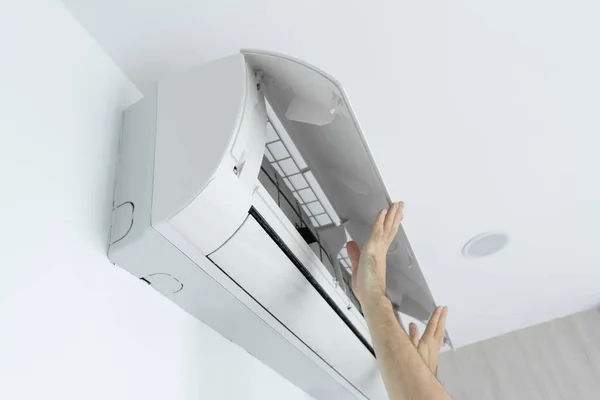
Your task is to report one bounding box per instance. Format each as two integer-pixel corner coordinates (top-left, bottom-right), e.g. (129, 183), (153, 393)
(360, 292), (392, 314)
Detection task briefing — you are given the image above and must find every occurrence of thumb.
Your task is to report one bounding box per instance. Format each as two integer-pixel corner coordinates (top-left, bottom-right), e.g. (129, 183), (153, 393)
(409, 323), (420, 347)
(346, 241), (360, 276)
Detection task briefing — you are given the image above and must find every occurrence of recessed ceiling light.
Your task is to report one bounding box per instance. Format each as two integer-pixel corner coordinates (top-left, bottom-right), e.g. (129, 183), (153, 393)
(462, 232), (509, 258)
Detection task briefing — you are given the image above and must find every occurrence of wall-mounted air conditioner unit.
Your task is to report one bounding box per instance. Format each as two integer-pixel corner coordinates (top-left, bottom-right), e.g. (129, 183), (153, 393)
(109, 50), (448, 400)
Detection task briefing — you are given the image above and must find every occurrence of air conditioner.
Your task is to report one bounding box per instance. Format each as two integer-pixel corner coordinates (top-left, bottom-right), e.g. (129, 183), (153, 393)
(109, 49), (448, 400)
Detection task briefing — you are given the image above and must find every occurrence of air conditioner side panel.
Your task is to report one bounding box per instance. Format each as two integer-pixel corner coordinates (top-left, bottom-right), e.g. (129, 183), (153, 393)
(109, 84), (158, 255)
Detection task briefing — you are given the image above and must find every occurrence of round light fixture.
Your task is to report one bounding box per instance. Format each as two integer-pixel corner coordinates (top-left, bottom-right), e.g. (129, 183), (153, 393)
(462, 232), (508, 258)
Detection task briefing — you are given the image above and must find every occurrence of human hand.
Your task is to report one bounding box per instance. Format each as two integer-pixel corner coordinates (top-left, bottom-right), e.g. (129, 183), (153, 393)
(346, 202), (404, 308)
(409, 306), (448, 375)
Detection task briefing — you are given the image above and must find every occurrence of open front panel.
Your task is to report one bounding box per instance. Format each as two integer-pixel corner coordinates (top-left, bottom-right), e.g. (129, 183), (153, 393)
(243, 50), (443, 331)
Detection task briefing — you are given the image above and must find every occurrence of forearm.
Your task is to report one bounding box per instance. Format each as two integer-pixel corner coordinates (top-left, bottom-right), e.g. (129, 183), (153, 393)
(362, 296), (451, 400)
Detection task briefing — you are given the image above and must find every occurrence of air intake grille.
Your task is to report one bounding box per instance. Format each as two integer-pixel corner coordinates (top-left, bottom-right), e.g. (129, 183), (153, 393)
(258, 157), (337, 280)
(264, 120), (340, 228)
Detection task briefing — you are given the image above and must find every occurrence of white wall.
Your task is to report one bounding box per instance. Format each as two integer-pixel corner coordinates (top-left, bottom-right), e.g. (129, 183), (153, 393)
(0, 1), (313, 399)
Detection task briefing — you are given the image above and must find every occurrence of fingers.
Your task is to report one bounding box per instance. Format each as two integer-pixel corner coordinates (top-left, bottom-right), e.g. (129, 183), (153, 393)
(383, 202), (398, 232)
(423, 306), (449, 346)
(371, 208), (387, 235)
(423, 306), (443, 340)
(393, 202), (404, 231)
(409, 322), (420, 347)
(383, 202), (404, 240)
(436, 306), (448, 342)
(371, 202), (405, 239)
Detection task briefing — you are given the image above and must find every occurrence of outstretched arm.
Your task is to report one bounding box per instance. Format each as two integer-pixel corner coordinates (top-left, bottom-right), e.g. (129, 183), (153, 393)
(347, 202), (452, 400)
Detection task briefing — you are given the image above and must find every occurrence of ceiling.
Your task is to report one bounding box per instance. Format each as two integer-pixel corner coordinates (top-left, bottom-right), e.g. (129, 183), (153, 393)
(64, 0), (600, 347)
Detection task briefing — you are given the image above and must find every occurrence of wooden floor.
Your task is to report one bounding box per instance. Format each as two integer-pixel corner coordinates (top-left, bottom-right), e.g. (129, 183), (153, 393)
(438, 308), (600, 400)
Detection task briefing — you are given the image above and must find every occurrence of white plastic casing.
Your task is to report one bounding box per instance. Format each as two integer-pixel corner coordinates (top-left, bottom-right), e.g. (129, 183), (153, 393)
(109, 50), (444, 400)
(152, 54), (267, 254)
